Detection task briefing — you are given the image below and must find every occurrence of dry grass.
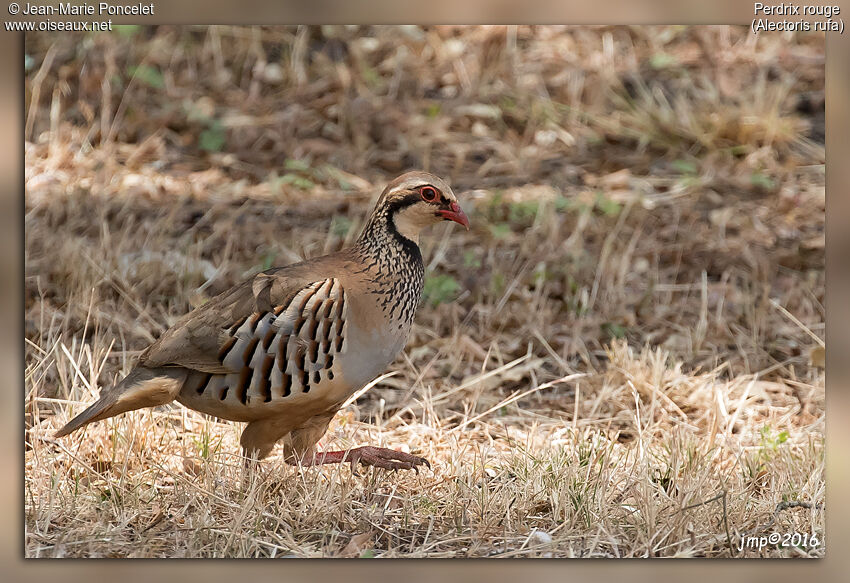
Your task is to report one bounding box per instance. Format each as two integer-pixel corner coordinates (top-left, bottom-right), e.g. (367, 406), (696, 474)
(24, 26), (824, 558)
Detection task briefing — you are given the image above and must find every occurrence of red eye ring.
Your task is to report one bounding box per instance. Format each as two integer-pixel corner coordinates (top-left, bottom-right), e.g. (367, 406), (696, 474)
(420, 186), (439, 202)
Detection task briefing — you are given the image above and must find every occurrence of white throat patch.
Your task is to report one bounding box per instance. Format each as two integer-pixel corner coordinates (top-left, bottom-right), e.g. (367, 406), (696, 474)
(392, 205), (432, 243)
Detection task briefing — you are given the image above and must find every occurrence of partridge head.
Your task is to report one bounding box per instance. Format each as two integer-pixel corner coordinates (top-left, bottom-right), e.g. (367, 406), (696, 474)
(373, 171), (469, 242)
(55, 171), (468, 473)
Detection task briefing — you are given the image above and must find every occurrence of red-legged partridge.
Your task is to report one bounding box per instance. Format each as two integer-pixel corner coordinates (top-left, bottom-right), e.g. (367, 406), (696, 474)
(55, 171), (469, 472)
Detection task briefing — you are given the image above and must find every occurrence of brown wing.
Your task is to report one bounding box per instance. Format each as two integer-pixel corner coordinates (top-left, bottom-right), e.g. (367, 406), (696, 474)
(183, 276), (348, 406)
(138, 264), (321, 373)
(54, 259), (352, 438)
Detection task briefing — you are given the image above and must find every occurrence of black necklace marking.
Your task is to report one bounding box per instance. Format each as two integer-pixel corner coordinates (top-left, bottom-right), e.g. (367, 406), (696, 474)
(355, 197), (426, 325)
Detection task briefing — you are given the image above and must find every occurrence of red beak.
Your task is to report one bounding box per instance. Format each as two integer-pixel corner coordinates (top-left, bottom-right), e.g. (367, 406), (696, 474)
(437, 201), (470, 230)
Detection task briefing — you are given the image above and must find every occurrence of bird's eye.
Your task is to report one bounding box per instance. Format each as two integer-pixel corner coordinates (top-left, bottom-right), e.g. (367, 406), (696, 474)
(420, 186), (439, 202)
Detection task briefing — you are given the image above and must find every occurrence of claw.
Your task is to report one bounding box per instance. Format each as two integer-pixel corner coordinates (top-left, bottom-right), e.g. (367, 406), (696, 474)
(298, 446), (431, 475)
(342, 446), (432, 474)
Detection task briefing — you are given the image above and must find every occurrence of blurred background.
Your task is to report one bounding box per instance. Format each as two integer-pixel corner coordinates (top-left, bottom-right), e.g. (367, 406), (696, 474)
(23, 26), (825, 558)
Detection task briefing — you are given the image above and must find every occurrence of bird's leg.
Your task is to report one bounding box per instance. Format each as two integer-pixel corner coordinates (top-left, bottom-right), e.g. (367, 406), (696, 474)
(288, 446), (431, 476)
(239, 450), (269, 489)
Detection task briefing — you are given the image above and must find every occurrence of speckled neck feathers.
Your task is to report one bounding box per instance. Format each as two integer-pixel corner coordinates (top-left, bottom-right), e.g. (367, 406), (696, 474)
(354, 199), (425, 328)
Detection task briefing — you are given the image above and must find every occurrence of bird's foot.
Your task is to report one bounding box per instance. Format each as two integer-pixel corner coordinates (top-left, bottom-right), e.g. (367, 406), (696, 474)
(346, 446), (431, 475)
(307, 446), (430, 475)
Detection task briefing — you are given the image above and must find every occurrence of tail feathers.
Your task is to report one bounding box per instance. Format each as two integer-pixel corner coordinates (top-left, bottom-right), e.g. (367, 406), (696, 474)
(54, 368), (186, 438)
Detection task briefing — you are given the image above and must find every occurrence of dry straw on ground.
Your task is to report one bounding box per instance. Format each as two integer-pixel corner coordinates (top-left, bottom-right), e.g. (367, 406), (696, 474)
(25, 26), (824, 557)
